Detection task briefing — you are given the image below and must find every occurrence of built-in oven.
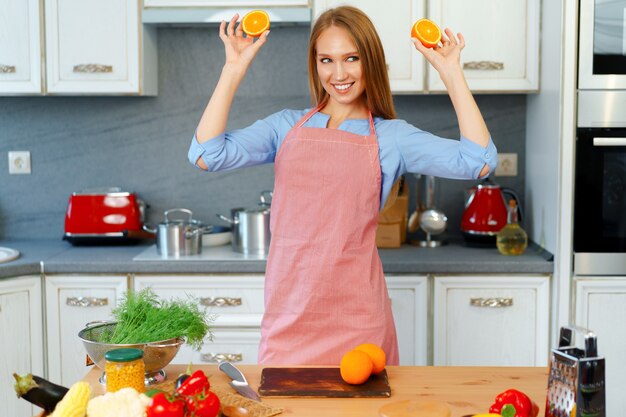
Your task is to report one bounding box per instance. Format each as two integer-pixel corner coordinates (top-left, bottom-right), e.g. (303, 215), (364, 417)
(574, 95), (626, 275)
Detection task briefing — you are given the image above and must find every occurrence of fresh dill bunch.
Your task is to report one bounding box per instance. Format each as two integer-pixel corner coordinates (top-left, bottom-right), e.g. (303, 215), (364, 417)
(101, 288), (214, 350)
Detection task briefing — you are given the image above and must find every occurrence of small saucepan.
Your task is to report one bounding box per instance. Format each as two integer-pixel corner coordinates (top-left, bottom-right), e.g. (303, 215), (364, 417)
(217, 191), (272, 255)
(143, 208), (212, 257)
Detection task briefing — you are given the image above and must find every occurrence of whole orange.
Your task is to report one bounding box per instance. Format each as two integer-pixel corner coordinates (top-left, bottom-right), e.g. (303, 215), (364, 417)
(340, 350), (373, 385)
(410, 18), (442, 48)
(354, 343), (386, 374)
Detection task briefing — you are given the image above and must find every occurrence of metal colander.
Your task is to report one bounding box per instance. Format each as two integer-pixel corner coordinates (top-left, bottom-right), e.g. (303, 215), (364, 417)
(78, 321), (184, 385)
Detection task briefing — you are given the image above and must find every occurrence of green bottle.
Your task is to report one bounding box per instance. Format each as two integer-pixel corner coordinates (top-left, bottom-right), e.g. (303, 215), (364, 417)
(497, 199), (527, 256)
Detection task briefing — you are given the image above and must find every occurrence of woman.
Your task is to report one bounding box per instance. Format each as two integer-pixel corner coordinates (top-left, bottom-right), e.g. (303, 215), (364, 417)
(188, 6), (498, 365)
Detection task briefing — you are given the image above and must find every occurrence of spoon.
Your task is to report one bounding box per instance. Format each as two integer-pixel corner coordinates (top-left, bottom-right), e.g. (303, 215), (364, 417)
(222, 406), (250, 417)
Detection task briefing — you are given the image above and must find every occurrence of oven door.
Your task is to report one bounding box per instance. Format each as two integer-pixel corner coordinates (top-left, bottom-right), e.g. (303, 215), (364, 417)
(574, 128), (626, 274)
(578, 0), (626, 89)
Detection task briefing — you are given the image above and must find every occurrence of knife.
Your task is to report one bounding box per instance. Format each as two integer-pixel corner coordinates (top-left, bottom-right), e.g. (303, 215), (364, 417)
(218, 361), (262, 402)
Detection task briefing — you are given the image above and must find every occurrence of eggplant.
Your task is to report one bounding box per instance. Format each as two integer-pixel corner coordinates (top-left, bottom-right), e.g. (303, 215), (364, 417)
(13, 373), (69, 413)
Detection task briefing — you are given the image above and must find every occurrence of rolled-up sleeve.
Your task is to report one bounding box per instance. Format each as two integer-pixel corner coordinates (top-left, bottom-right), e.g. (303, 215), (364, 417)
(187, 111), (289, 171)
(394, 120), (498, 180)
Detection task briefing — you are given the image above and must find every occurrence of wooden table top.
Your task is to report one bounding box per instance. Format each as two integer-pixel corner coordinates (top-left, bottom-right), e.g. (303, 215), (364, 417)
(82, 364), (549, 417)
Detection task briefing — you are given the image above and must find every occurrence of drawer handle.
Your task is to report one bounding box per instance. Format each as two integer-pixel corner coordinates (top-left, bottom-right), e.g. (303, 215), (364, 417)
(463, 61), (504, 71)
(470, 297), (513, 308)
(0, 65), (16, 73)
(201, 353), (243, 363)
(73, 64), (113, 73)
(200, 297), (242, 307)
(66, 297), (109, 307)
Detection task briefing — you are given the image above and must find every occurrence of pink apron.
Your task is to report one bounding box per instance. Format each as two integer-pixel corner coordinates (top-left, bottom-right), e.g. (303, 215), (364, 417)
(258, 105), (399, 366)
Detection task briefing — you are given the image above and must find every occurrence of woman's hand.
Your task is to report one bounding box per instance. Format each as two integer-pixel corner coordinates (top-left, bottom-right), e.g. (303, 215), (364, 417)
(412, 28), (464, 84)
(219, 14), (270, 72)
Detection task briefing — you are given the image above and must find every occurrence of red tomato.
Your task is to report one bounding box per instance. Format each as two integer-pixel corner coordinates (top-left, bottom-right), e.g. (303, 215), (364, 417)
(184, 389), (220, 417)
(147, 392), (185, 417)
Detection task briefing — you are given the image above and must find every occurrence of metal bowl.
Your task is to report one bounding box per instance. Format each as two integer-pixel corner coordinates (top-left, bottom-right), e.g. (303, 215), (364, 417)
(78, 321), (184, 385)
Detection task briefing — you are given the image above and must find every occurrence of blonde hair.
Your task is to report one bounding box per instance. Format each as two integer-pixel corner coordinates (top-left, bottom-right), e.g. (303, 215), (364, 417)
(308, 6), (396, 120)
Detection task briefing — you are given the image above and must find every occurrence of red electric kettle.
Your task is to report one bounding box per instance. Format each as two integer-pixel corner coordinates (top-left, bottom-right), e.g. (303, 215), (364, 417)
(460, 178), (522, 245)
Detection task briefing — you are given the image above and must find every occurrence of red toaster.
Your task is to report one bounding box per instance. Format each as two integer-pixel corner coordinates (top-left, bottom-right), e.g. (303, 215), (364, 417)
(64, 188), (148, 244)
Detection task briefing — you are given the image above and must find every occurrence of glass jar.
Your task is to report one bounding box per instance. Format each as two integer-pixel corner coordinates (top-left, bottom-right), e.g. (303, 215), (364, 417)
(104, 348), (145, 393)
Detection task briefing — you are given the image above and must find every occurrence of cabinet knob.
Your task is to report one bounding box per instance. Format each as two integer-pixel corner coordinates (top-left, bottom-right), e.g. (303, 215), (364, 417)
(73, 64), (113, 73)
(470, 297), (513, 308)
(200, 297), (242, 307)
(0, 65), (16, 73)
(463, 61), (504, 71)
(66, 297), (109, 307)
(201, 353), (243, 363)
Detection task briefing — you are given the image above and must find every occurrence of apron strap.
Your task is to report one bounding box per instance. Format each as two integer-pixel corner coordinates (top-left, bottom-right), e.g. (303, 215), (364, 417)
(296, 103), (376, 136)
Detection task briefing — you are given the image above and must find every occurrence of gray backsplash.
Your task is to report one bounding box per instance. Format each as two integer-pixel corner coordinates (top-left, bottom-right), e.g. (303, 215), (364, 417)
(0, 26), (525, 241)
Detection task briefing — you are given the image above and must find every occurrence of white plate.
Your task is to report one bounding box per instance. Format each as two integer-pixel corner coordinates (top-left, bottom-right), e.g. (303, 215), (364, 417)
(202, 231), (232, 247)
(0, 247), (20, 264)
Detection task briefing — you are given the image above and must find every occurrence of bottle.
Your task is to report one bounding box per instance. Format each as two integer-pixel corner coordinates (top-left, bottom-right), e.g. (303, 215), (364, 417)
(104, 348), (145, 393)
(496, 199), (528, 255)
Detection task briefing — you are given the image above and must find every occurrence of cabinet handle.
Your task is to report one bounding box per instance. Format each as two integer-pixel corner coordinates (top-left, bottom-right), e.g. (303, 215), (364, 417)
(0, 65), (16, 73)
(200, 297), (242, 307)
(73, 64), (113, 73)
(470, 297), (513, 308)
(66, 297), (109, 307)
(463, 61), (504, 71)
(201, 353), (243, 363)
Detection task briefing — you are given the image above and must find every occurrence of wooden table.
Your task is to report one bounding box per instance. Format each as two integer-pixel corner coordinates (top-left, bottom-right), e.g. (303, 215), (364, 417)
(83, 364), (549, 417)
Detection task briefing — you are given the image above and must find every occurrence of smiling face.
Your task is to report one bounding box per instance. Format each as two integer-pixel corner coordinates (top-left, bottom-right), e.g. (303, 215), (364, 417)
(315, 25), (367, 111)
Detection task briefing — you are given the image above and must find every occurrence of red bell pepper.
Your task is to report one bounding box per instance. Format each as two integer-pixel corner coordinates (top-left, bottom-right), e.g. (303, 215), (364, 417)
(176, 369), (210, 397)
(489, 389), (539, 417)
(184, 389), (220, 417)
(146, 392), (185, 417)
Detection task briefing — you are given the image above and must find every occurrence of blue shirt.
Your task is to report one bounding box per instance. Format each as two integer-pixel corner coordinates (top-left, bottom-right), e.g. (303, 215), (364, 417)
(188, 108), (498, 207)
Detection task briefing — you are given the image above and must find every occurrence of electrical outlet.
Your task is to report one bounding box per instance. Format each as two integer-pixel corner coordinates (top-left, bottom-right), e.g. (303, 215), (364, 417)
(8, 151), (31, 174)
(495, 153), (517, 177)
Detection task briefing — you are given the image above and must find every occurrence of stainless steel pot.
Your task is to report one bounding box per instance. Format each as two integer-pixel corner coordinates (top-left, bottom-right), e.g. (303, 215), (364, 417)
(143, 208), (212, 257)
(217, 191), (272, 255)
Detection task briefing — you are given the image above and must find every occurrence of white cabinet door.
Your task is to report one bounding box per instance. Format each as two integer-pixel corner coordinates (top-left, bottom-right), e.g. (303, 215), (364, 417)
(0, 276), (44, 417)
(387, 276), (428, 365)
(134, 274), (265, 364)
(575, 278), (626, 417)
(433, 275), (550, 366)
(45, 275), (128, 386)
(44, 0), (157, 95)
(312, 0), (425, 92)
(0, 0), (42, 94)
(428, 0), (539, 92)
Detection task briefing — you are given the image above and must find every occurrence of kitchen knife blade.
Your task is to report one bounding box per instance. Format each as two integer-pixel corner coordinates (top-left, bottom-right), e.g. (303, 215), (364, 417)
(218, 361), (261, 402)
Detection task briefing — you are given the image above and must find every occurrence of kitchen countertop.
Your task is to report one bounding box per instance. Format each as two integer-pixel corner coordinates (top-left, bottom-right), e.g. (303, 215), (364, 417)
(82, 364), (549, 417)
(0, 238), (553, 279)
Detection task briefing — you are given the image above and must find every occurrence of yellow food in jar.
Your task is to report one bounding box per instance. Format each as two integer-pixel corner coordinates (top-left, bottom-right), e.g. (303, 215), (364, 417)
(104, 348), (145, 393)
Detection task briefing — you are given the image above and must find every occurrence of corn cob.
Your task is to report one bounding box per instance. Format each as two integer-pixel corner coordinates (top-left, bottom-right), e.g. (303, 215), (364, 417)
(49, 381), (92, 417)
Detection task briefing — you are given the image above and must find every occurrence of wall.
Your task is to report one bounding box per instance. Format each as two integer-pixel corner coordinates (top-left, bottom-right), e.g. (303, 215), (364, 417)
(0, 26), (526, 241)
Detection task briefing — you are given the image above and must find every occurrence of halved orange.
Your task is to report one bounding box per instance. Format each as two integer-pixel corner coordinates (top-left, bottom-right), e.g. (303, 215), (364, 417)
(411, 18), (441, 48)
(241, 10), (270, 37)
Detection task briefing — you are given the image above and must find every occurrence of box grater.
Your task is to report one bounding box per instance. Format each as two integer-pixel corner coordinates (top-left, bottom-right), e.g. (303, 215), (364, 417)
(545, 326), (605, 417)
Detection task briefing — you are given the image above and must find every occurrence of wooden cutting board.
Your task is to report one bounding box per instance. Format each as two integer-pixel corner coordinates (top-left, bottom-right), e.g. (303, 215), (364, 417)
(258, 367), (391, 398)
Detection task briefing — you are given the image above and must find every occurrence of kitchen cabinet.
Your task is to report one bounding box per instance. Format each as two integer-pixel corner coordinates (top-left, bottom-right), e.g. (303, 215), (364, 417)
(0, 0), (157, 95)
(144, 0), (308, 6)
(44, 0), (157, 95)
(45, 274), (129, 386)
(133, 274), (428, 366)
(575, 277), (626, 417)
(312, 0), (539, 93)
(0, 0), (42, 94)
(0, 276), (44, 417)
(433, 275), (550, 366)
